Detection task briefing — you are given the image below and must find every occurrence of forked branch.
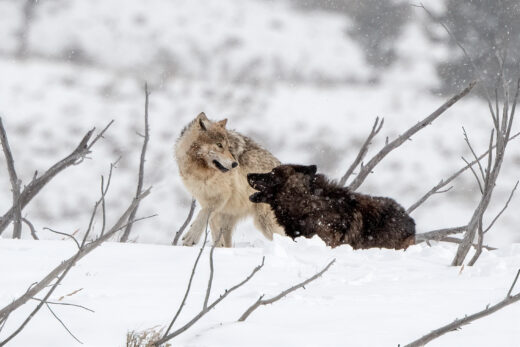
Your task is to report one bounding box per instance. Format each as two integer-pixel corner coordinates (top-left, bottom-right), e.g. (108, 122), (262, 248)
(348, 81), (476, 191)
(0, 121), (114, 235)
(238, 259), (336, 322)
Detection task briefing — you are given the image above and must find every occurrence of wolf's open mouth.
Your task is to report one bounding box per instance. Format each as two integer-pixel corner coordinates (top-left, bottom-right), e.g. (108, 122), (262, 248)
(247, 173), (268, 191)
(213, 160), (229, 173)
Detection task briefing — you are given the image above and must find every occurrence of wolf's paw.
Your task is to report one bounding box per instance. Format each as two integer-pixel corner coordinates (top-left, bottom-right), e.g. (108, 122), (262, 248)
(182, 231), (200, 246)
(214, 237), (226, 248)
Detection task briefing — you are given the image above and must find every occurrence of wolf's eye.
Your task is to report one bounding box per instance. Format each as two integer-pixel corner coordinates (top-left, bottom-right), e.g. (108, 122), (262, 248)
(216, 143), (223, 149)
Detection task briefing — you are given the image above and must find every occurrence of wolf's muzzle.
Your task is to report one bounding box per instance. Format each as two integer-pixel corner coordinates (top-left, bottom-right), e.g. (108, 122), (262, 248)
(213, 160), (230, 173)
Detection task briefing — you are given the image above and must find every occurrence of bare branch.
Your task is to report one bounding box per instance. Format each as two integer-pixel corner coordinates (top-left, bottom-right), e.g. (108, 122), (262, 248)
(403, 269), (520, 347)
(0, 121), (114, 235)
(483, 180), (518, 233)
(30, 298), (94, 313)
(153, 257), (265, 346)
(21, 218), (38, 240)
(0, 117), (22, 239)
(44, 303), (83, 344)
(163, 213), (211, 337)
(172, 199), (197, 245)
(462, 127), (486, 184)
(203, 230), (223, 310)
(452, 77), (516, 266)
(0, 188), (151, 324)
(238, 259), (335, 322)
(407, 131), (520, 214)
(348, 81), (476, 191)
(120, 84), (150, 242)
(414, 226), (467, 242)
(339, 117), (384, 186)
(43, 227), (81, 250)
(507, 269), (520, 298)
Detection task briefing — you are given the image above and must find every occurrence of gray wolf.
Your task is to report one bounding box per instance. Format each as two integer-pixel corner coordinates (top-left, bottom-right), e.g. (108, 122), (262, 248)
(175, 112), (285, 247)
(247, 164), (415, 249)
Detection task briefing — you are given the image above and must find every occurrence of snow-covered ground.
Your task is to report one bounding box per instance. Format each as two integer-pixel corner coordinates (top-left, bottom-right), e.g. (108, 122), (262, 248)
(1, 238), (519, 347)
(1, 0), (520, 345)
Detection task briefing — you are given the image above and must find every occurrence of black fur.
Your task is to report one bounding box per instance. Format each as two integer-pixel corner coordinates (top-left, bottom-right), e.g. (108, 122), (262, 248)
(248, 164), (415, 249)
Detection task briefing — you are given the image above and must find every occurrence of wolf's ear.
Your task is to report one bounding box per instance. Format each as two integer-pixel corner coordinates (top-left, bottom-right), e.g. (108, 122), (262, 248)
(296, 165), (317, 176)
(216, 118), (228, 128)
(197, 112), (208, 131)
(306, 165), (317, 176)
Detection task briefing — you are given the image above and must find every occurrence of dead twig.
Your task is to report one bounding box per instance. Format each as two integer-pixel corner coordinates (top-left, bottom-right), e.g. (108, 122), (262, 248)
(238, 259), (336, 322)
(0, 188), (151, 328)
(21, 218), (38, 240)
(414, 226), (467, 242)
(452, 75), (518, 266)
(163, 213), (211, 337)
(403, 269), (520, 347)
(203, 230), (223, 310)
(348, 81), (476, 191)
(0, 121), (113, 235)
(44, 302), (83, 344)
(120, 84), (150, 242)
(172, 199), (196, 245)
(153, 256), (265, 346)
(0, 117), (22, 239)
(339, 117), (384, 186)
(407, 131), (520, 214)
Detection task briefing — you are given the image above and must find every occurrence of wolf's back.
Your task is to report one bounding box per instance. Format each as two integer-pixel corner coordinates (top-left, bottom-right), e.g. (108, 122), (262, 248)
(228, 130), (280, 173)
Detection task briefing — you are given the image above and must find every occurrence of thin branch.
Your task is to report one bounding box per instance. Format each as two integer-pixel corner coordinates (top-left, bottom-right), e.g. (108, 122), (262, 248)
(507, 269), (520, 298)
(0, 188), (151, 324)
(153, 257), (266, 346)
(414, 226), (467, 242)
(433, 236), (496, 251)
(21, 218), (38, 240)
(44, 227), (80, 250)
(120, 84), (150, 242)
(172, 199), (197, 245)
(462, 127), (486, 184)
(339, 117), (384, 186)
(100, 159), (118, 237)
(30, 298), (94, 313)
(403, 269), (520, 347)
(348, 81), (476, 191)
(203, 230), (223, 310)
(467, 217), (484, 266)
(163, 213), (211, 337)
(461, 156), (484, 194)
(484, 180), (518, 233)
(45, 303), (83, 344)
(0, 117), (22, 239)
(407, 131), (520, 214)
(238, 259), (336, 322)
(0, 121), (114, 235)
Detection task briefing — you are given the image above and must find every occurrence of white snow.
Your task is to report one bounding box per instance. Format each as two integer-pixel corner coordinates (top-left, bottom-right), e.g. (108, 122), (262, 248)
(1, 238), (519, 346)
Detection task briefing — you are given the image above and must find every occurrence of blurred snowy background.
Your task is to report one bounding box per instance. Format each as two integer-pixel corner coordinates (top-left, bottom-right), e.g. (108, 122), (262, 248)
(0, 0), (519, 246)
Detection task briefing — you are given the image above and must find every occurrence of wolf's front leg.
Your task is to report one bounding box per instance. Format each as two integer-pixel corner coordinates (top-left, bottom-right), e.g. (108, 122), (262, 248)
(209, 213), (238, 247)
(182, 208), (211, 246)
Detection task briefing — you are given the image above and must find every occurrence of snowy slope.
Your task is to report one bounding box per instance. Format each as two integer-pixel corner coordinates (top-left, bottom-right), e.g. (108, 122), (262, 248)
(1, 238), (519, 347)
